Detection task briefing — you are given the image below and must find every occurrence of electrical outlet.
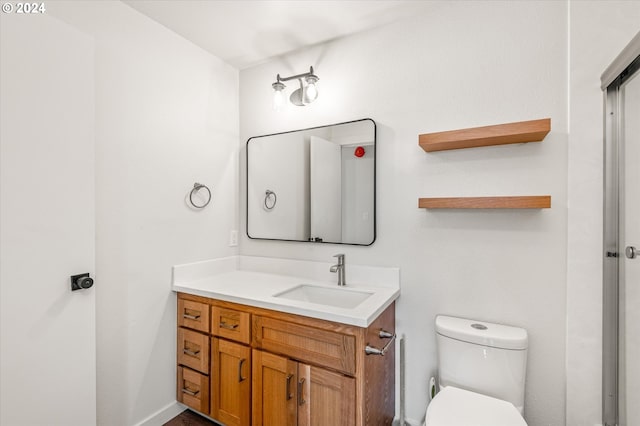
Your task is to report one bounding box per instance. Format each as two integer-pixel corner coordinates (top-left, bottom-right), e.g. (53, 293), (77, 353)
(229, 230), (238, 247)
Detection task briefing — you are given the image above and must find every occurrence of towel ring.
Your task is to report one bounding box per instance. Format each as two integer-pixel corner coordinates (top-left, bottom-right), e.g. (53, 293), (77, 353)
(264, 190), (277, 210)
(189, 183), (211, 209)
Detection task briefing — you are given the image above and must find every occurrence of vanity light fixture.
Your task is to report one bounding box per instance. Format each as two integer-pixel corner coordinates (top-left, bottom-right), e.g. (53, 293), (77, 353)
(271, 66), (319, 110)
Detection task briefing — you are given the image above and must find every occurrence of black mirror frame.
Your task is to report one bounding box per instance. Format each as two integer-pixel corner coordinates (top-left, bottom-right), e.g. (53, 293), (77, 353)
(245, 118), (376, 246)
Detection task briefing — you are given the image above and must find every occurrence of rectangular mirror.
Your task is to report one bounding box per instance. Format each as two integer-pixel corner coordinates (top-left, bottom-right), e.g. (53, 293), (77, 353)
(247, 118), (376, 245)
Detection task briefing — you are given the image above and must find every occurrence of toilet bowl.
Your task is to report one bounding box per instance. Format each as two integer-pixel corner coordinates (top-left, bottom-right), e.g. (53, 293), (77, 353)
(424, 386), (527, 426)
(424, 315), (529, 426)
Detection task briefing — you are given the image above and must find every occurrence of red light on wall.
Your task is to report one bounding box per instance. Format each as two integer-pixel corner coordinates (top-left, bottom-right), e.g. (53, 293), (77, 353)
(354, 146), (365, 158)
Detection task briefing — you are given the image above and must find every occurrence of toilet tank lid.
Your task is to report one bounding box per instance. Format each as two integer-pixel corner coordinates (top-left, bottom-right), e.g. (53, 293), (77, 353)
(436, 316), (528, 350)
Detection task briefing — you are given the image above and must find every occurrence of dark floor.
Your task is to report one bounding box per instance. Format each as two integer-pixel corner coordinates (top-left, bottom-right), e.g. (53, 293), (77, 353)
(163, 409), (221, 426)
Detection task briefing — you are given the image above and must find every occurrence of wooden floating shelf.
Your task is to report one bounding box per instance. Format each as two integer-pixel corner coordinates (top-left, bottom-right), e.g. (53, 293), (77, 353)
(418, 196), (551, 209)
(419, 118), (551, 152)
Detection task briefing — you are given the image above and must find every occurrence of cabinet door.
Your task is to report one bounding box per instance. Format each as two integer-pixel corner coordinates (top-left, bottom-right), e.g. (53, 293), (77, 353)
(298, 364), (356, 426)
(211, 338), (250, 426)
(252, 350), (297, 426)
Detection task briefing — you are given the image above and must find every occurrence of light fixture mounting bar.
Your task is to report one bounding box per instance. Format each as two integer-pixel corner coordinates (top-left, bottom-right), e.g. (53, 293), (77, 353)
(276, 66), (316, 83)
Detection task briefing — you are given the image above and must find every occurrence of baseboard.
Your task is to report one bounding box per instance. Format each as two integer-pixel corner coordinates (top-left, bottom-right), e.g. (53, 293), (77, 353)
(134, 401), (187, 426)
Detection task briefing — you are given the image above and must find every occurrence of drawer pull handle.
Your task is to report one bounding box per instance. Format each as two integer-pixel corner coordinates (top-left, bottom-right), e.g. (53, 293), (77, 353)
(365, 332), (396, 356)
(183, 313), (201, 320)
(181, 387), (200, 397)
(297, 378), (306, 406)
(220, 322), (239, 330)
(183, 348), (200, 357)
(285, 374), (293, 400)
(238, 358), (247, 382)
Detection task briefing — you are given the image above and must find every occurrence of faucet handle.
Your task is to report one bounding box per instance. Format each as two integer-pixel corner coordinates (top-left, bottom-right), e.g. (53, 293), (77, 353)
(333, 253), (345, 263)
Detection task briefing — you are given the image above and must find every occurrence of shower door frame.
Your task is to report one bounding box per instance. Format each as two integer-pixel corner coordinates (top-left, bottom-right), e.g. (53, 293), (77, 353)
(602, 32), (640, 426)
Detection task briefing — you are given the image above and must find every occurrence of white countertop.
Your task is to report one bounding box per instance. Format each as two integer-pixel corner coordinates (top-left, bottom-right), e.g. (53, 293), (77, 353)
(172, 256), (400, 327)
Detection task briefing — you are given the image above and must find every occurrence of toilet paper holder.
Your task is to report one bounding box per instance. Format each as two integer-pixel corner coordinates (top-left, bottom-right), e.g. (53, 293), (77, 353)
(365, 330), (396, 356)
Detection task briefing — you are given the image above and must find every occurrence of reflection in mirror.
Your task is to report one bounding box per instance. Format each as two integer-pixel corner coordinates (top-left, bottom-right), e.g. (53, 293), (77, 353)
(247, 118), (375, 245)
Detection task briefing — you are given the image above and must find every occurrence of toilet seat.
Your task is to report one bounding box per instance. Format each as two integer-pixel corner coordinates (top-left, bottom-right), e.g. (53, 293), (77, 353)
(424, 386), (528, 426)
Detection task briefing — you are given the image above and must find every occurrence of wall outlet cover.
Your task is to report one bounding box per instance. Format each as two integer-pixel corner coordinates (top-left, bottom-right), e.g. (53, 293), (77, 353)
(229, 230), (238, 246)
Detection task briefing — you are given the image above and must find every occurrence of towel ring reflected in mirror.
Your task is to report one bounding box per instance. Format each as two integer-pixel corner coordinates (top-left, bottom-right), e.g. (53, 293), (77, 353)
(189, 182), (211, 209)
(264, 190), (277, 210)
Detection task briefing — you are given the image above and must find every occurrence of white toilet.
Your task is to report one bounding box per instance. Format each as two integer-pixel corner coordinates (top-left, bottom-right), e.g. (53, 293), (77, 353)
(424, 315), (529, 426)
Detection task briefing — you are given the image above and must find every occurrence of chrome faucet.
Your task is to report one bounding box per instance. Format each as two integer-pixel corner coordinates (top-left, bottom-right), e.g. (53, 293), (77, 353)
(329, 254), (346, 286)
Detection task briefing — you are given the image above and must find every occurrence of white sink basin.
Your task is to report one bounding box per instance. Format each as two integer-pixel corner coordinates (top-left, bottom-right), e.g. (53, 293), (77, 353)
(274, 284), (374, 309)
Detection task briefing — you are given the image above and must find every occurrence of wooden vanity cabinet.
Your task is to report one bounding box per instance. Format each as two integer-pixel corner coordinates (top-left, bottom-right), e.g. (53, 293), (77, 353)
(252, 349), (356, 426)
(177, 293), (395, 426)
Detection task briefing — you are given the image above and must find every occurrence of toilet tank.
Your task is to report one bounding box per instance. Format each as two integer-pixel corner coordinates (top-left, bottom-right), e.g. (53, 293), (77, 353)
(436, 315), (528, 413)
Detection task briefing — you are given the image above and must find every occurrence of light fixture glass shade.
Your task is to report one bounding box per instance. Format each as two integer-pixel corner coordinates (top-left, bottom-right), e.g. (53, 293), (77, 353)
(272, 81), (286, 111)
(303, 75), (319, 104)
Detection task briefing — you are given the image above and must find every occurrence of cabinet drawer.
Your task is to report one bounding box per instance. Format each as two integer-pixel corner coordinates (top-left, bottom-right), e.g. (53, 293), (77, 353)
(253, 316), (356, 375)
(177, 366), (210, 414)
(178, 327), (210, 374)
(212, 306), (250, 345)
(178, 299), (210, 333)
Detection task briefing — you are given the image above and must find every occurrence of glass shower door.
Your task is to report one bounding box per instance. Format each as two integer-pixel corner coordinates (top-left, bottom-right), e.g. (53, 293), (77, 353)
(603, 49), (640, 426)
(619, 61), (640, 426)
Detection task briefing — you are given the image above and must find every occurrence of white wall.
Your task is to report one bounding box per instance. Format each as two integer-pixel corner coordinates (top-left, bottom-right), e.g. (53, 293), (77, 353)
(47, 2), (239, 425)
(567, 2), (640, 425)
(240, 2), (568, 425)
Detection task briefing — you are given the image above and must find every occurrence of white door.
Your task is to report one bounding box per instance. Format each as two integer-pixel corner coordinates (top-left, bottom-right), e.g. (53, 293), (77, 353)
(620, 64), (640, 426)
(0, 13), (96, 426)
(310, 136), (342, 243)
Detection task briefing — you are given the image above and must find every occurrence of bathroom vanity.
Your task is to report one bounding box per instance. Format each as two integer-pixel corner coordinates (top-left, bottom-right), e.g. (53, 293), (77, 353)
(172, 256), (399, 426)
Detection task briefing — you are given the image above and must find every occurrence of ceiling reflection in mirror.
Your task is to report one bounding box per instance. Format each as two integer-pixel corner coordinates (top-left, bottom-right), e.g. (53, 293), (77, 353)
(247, 118), (376, 245)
